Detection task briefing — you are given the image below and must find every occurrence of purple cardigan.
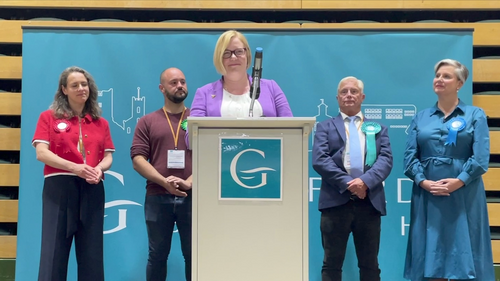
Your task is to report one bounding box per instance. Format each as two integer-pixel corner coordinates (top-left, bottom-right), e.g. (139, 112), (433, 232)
(190, 77), (293, 117)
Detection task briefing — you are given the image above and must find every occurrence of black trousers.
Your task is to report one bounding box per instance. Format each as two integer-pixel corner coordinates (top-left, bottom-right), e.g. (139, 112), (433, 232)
(145, 193), (192, 281)
(320, 199), (381, 281)
(38, 175), (105, 281)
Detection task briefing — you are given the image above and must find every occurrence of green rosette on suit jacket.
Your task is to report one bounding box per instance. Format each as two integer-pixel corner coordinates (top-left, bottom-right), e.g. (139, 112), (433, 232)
(361, 122), (381, 166)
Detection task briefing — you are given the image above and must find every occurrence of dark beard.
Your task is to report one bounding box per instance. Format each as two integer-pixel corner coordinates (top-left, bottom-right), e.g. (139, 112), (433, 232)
(166, 89), (188, 104)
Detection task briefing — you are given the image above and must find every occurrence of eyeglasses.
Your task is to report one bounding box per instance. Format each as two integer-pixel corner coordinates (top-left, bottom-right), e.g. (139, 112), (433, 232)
(223, 48), (246, 59)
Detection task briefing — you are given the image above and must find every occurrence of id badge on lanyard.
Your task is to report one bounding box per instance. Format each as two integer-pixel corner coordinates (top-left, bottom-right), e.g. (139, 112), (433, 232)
(164, 107), (186, 169)
(167, 149), (185, 169)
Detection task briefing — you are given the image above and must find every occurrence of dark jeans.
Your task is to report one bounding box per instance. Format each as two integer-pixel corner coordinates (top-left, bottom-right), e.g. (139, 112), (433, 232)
(38, 175), (105, 281)
(320, 199), (381, 281)
(145, 193), (192, 281)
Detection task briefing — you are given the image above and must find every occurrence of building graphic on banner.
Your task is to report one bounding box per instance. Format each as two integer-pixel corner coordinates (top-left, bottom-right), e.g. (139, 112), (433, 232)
(362, 104), (417, 134)
(310, 99), (333, 151)
(309, 100), (417, 151)
(98, 87), (146, 134)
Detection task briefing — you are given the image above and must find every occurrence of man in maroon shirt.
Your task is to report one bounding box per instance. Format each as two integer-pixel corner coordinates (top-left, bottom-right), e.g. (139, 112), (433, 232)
(130, 68), (192, 281)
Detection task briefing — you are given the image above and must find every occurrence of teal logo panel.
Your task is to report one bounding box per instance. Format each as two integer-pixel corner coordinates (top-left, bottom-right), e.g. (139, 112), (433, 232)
(220, 138), (282, 200)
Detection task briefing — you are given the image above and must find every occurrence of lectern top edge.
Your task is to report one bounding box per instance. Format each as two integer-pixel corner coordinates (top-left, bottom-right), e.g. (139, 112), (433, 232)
(186, 116), (316, 129)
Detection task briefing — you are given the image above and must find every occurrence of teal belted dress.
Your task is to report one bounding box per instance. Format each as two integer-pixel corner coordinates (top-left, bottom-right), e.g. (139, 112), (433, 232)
(403, 100), (494, 281)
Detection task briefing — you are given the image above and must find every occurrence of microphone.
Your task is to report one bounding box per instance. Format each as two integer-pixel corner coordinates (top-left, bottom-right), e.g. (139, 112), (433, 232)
(249, 47), (263, 117)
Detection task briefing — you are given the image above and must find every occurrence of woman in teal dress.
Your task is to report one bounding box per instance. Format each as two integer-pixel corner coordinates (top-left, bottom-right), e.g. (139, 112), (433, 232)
(403, 59), (494, 281)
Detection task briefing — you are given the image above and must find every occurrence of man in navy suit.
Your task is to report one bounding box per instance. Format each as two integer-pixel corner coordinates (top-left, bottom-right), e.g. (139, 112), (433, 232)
(312, 76), (393, 281)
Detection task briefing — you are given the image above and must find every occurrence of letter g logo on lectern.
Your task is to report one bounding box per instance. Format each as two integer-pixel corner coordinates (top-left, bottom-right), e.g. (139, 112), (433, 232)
(230, 148), (276, 189)
(220, 138), (282, 200)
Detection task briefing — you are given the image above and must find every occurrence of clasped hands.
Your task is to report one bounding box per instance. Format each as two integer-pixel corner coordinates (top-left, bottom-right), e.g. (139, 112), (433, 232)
(420, 178), (464, 196)
(72, 164), (103, 184)
(347, 178), (368, 199)
(163, 176), (192, 197)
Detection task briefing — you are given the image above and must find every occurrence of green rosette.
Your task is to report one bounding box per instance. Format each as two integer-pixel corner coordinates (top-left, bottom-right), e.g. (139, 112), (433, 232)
(361, 122), (381, 166)
(181, 119), (188, 131)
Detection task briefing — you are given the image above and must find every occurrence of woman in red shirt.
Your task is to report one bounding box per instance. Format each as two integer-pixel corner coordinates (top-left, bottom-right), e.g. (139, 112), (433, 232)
(32, 66), (115, 281)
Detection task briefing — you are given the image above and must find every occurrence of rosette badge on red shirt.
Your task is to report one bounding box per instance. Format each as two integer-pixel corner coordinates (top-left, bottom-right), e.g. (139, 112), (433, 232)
(53, 120), (71, 133)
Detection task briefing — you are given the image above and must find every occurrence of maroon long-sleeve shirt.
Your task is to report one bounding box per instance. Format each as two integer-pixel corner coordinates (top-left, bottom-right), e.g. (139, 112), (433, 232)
(130, 108), (192, 195)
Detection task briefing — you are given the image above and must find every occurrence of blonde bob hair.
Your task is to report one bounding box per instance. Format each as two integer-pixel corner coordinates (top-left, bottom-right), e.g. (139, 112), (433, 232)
(434, 59), (469, 83)
(213, 30), (252, 75)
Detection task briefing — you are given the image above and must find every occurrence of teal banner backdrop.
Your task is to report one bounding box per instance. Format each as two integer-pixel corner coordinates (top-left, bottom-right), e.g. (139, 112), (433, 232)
(18, 28), (472, 280)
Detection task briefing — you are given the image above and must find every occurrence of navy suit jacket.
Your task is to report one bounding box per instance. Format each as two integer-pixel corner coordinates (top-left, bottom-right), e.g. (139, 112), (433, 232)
(312, 114), (393, 216)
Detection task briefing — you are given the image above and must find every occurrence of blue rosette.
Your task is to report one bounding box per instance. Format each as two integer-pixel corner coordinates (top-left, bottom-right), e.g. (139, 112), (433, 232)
(361, 122), (381, 166)
(445, 117), (466, 146)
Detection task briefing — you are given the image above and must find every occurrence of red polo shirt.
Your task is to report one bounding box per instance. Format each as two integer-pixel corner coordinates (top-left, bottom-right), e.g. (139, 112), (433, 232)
(32, 110), (115, 177)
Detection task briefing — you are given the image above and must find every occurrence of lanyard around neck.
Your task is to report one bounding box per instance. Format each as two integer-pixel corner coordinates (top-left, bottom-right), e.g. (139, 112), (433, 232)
(163, 107), (186, 149)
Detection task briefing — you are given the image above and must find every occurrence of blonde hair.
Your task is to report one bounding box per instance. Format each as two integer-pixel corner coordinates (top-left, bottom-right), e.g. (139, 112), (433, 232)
(434, 59), (469, 83)
(337, 76), (364, 93)
(213, 30), (252, 75)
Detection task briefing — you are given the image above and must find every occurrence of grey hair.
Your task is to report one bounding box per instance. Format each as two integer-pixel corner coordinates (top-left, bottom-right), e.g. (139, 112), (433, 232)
(337, 76), (364, 92)
(50, 66), (102, 119)
(434, 59), (469, 83)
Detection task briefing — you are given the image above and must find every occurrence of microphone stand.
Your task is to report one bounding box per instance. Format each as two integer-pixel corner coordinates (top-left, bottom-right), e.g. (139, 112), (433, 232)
(248, 76), (260, 117)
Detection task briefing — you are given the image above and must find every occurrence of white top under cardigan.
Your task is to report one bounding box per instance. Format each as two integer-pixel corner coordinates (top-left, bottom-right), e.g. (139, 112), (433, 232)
(220, 89), (263, 118)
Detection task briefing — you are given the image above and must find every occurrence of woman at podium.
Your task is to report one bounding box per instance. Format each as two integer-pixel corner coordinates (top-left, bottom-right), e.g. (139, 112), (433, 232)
(190, 30), (293, 118)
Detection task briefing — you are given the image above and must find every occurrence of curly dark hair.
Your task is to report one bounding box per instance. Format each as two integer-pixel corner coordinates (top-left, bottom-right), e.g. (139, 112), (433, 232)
(50, 66), (102, 119)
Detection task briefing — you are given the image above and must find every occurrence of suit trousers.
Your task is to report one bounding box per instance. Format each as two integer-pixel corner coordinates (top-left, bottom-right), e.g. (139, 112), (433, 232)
(38, 175), (105, 281)
(145, 193), (192, 281)
(320, 198), (381, 281)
